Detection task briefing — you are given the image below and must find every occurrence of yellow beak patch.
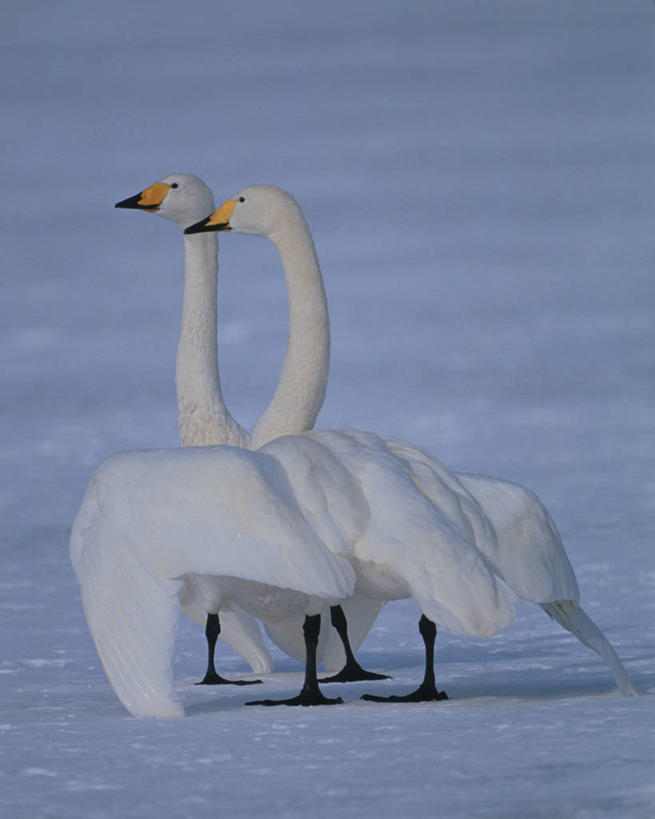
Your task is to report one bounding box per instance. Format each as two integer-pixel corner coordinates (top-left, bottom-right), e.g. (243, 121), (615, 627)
(206, 198), (237, 227)
(138, 182), (171, 209)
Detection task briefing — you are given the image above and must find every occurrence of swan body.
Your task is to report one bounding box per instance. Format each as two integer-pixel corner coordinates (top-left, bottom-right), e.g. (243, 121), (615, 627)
(70, 430), (517, 717)
(116, 174), (269, 673)
(185, 192), (637, 696)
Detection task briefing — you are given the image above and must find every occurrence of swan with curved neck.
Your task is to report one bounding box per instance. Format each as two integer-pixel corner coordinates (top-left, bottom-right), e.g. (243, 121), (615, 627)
(183, 191), (637, 701)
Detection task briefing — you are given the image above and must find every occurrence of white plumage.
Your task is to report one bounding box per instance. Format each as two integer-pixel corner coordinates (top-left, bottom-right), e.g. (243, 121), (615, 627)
(80, 183), (636, 719)
(115, 177), (338, 677)
(70, 430), (516, 717)
(116, 179), (383, 677)
(186, 188), (637, 697)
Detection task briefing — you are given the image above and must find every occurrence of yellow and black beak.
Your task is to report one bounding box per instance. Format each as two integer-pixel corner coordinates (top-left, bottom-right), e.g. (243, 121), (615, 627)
(115, 181), (171, 212)
(184, 199), (236, 234)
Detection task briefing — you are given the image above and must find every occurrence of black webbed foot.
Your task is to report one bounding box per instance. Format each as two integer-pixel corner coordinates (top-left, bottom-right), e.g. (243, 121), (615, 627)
(196, 673), (262, 686)
(321, 659), (390, 683)
(361, 682), (448, 703)
(246, 690), (343, 707)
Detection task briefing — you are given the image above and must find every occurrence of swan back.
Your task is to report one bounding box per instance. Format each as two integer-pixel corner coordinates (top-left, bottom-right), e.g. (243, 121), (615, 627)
(267, 430), (516, 639)
(260, 434), (370, 556)
(331, 431), (516, 637)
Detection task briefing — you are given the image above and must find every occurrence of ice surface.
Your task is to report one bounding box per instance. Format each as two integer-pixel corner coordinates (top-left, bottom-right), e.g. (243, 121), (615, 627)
(1, 1), (653, 817)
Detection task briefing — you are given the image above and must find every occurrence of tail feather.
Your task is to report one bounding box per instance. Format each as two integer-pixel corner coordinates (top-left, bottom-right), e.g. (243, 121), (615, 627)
(541, 601), (637, 696)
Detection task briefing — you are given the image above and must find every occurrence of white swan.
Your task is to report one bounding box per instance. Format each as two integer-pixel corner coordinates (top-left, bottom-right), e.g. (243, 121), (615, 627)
(70, 430), (516, 717)
(115, 175), (270, 682)
(115, 179), (384, 681)
(184, 192), (637, 699)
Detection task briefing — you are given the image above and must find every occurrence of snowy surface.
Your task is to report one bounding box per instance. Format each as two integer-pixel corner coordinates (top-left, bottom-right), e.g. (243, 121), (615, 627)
(1, 1), (654, 817)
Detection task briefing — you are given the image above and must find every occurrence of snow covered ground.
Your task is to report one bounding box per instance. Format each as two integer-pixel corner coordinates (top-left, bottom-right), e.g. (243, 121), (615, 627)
(1, 1), (653, 816)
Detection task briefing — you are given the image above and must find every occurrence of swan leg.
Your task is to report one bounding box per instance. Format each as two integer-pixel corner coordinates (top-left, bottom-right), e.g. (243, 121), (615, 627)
(361, 616), (448, 703)
(320, 605), (390, 682)
(247, 614), (343, 706)
(196, 614), (263, 686)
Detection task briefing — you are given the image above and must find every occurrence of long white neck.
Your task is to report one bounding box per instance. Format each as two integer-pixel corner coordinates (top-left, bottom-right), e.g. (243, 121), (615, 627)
(250, 209), (330, 449)
(176, 233), (248, 447)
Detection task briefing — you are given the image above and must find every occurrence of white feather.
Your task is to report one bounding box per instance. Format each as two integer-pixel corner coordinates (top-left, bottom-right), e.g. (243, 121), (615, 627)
(71, 432), (518, 716)
(117, 178), (333, 674)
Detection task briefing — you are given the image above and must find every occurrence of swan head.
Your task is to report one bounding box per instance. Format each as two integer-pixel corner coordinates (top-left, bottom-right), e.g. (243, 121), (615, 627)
(184, 185), (302, 240)
(115, 174), (215, 230)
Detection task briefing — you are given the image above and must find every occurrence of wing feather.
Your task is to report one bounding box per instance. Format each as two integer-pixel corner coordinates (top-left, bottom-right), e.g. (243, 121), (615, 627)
(71, 487), (183, 717)
(307, 430), (516, 638)
(70, 445), (359, 716)
(99, 447), (356, 600)
(457, 473), (580, 603)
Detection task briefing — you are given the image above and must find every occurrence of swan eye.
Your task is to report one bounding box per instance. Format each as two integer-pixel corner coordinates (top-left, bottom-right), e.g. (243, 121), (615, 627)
(239, 196), (245, 203)
(171, 183), (179, 189)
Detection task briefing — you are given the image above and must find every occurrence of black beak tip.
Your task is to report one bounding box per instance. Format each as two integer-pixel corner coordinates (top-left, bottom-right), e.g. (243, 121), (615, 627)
(115, 193), (142, 209)
(185, 220), (209, 234)
(183, 221), (204, 235)
(184, 220), (230, 234)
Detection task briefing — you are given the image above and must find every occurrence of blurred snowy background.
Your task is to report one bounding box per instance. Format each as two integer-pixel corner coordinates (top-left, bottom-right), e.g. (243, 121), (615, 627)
(1, 1), (653, 817)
